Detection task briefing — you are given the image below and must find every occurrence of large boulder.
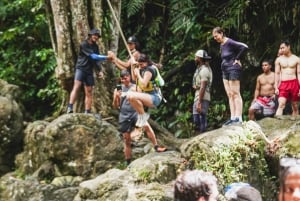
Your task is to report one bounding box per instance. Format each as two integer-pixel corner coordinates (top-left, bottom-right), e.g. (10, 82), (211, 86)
(0, 172), (80, 201)
(256, 116), (300, 176)
(180, 121), (278, 200)
(74, 151), (183, 201)
(0, 79), (24, 176)
(2, 113), (300, 201)
(15, 113), (124, 180)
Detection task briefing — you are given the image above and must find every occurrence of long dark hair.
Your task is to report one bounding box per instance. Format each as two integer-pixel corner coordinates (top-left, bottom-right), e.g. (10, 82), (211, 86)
(137, 53), (153, 66)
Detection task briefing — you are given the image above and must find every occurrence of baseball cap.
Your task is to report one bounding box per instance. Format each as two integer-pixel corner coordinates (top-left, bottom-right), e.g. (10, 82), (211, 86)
(195, 49), (212, 60)
(127, 36), (138, 44)
(88, 28), (101, 37)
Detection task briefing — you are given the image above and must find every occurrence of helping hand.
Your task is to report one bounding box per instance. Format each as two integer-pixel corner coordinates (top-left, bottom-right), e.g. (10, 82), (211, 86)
(107, 51), (115, 61)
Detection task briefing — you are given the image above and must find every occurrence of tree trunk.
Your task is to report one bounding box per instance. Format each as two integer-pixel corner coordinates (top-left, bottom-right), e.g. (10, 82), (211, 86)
(45, 0), (121, 115)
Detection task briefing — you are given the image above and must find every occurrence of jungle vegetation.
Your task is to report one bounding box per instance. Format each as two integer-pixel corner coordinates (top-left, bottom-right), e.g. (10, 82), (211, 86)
(1, 0), (300, 137)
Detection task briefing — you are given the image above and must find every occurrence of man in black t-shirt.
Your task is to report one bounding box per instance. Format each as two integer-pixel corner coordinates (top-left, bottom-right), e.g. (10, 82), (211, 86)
(67, 28), (112, 114)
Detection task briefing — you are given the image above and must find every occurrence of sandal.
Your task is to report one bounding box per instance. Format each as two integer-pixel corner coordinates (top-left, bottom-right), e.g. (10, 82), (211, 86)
(154, 145), (167, 152)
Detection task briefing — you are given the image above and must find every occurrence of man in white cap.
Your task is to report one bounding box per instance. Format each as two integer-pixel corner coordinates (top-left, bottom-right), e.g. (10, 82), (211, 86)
(192, 50), (213, 134)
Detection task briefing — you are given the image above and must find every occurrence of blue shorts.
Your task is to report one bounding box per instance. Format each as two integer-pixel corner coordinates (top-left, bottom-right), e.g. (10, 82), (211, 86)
(149, 91), (162, 107)
(74, 69), (95, 86)
(222, 69), (242, 81)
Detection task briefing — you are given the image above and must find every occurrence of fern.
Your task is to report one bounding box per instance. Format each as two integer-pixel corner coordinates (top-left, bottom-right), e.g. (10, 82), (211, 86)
(125, 0), (147, 17)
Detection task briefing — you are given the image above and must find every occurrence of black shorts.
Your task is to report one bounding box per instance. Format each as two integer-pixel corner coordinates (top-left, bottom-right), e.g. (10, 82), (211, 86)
(119, 115), (137, 133)
(74, 69), (95, 86)
(222, 68), (242, 81)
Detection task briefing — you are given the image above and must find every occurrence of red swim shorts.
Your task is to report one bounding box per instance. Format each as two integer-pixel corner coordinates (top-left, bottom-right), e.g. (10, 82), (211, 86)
(278, 79), (300, 101)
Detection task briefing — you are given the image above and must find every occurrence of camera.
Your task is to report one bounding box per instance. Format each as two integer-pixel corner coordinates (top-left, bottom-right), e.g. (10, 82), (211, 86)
(116, 84), (122, 90)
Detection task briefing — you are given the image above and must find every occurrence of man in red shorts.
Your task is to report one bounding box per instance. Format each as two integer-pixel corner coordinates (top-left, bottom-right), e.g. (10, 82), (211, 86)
(274, 40), (300, 120)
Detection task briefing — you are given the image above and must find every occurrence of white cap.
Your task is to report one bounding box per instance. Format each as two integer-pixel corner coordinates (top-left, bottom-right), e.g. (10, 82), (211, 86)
(195, 50), (212, 60)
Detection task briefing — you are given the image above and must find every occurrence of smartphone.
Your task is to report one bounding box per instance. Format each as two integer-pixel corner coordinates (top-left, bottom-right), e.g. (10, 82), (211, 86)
(116, 84), (122, 90)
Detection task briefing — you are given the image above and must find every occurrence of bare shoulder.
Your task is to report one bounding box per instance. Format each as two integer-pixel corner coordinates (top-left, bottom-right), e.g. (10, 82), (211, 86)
(257, 73), (263, 80)
(275, 56), (281, 64)
(295, 54), (300, 62)
(290, 54), (300, 60)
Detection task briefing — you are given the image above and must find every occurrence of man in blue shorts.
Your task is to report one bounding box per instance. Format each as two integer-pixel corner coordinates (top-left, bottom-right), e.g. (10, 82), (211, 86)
(66, 28), (112, 114)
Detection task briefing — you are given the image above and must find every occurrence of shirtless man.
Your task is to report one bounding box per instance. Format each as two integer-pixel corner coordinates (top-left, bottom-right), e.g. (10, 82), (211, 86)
(274, 40), (300, 119)
(248, 60), (276, 120)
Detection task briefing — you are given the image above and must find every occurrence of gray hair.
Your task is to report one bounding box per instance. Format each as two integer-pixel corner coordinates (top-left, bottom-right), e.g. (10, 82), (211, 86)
(174, 170), (218, 201)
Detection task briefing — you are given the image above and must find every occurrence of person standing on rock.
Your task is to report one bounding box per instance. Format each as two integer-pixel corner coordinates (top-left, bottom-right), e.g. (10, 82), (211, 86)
(112, 70), (167, 166)
(66, 28), (113, 114)
(212, 27), (248, 126)
(274, 40), (300, 120)
(192, 50), (213, 134)
(110, 36), (141, 83)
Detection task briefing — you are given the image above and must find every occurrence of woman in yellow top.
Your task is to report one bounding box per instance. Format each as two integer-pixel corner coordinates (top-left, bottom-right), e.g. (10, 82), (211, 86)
(127, 54), (162, 128)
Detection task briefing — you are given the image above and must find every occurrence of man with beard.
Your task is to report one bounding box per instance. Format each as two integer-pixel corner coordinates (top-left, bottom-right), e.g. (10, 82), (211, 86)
(192, 50), (213, 133)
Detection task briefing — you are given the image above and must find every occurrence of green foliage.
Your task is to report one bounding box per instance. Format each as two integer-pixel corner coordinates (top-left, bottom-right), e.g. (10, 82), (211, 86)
(242, 90), (252, 121)
(190, 132), (277, 197)
(119, 0), (300, 138)
(123, 0), (147, 17)
(137, 169), (152, 183)
(207, 100), (228, 128)
(13, 168), (26, 180)
(0, 0), (60, 120)
(0, 184), (5, 194)
(2, 0), (300, 127)
(167, 110), (193, 138)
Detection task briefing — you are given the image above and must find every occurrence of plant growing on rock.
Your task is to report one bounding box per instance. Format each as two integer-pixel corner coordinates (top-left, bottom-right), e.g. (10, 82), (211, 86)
(189, 127), (277, 199)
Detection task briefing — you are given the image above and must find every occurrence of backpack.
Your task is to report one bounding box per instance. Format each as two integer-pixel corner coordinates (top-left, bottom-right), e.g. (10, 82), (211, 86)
(152, 65), (165, 87)
(137, 65), (166, 103)
(146, 65), (167, 103)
